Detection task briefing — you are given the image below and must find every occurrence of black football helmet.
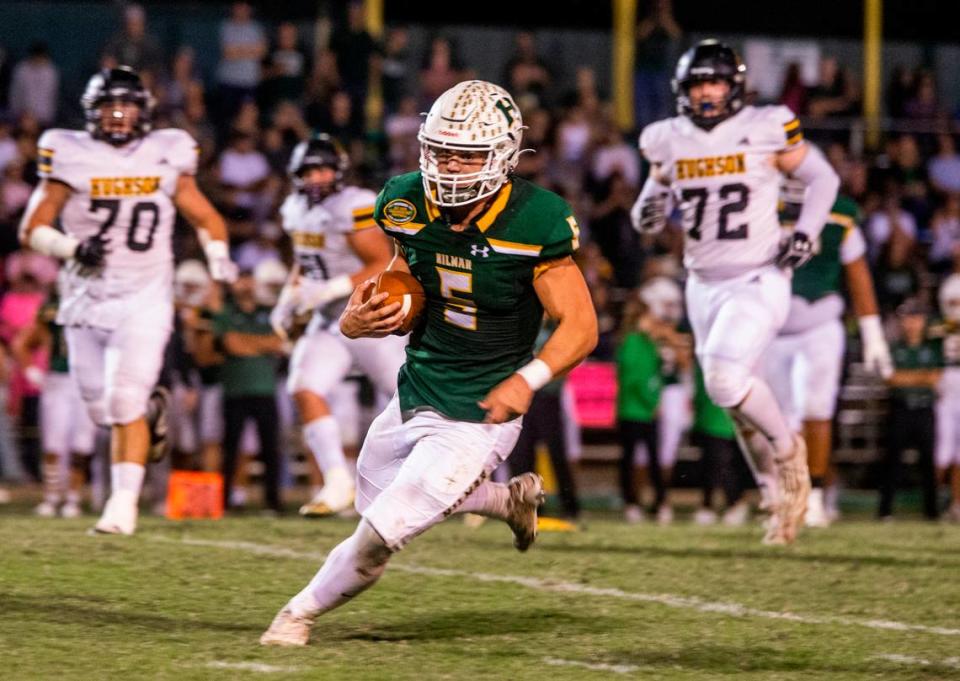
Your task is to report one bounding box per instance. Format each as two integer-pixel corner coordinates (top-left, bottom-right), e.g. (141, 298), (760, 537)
(672, 40), (746, 130)
(80, 66), (155, 145)
(287, 133), (349, 204)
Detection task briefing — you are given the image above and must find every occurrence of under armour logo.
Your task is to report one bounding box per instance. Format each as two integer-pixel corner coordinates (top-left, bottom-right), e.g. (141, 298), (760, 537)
(471, 245), (490, 257)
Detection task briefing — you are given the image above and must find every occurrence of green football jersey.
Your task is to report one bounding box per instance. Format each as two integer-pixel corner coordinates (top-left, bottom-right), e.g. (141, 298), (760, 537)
(374, 172), (580, 422)
(783, 195), (862, 302)
(38, 298), (69, 374)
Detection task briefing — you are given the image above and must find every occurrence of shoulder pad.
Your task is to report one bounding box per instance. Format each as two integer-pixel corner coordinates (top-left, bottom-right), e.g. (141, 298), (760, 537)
(37, 129), (85, 188)
(761, 105), (804, 150)
(638, 120), (674, 164)
(151, 128), (199, 175)
(487, 181), (579, 261)
(339, 186), (378, 231)
(279, 193), (302, 232)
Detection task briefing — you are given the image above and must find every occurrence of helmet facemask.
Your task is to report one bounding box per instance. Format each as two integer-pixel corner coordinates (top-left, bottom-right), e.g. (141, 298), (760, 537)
(295, 165), (341, 206)
(676, 77), (744, 130)
(418, 138), (518, 208)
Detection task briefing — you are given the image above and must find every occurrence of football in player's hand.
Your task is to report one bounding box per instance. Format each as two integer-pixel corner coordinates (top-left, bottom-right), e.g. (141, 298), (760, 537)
(363, 270), (426, 335)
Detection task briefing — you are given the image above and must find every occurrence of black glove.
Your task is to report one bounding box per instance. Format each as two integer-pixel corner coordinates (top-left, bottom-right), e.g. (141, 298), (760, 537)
(776, 232), (813, 269)
(74, 235), (109, 267)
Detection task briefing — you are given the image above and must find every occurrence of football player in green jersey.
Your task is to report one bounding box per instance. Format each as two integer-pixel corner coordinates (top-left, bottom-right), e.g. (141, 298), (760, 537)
(261, 80), (597, 646)
(765, 170), (892, 527)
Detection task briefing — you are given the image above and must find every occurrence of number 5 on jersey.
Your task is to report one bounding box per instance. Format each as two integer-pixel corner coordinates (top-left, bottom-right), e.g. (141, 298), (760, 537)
(436, 267), (476, 331)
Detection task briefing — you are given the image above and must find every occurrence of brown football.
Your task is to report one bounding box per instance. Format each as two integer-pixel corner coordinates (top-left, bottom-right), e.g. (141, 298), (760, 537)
(362, 270), (426, 335)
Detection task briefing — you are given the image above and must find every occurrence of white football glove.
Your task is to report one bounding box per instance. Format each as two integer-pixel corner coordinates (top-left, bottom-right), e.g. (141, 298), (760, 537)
(270, 282), (300, 341)
(203, 240), (238, 284)
(859, 314), (893, 379)
(294, 274), (355, 316)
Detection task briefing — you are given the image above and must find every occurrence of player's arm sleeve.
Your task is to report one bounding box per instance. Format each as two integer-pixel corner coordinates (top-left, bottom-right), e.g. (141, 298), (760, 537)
(786, 140), (840, 243)
(840, 225), (868, 264)
(372, 178), (409, 249)
(165, 129), (201, 176)
(343, 188), (377, 233)
(372, 179), (395, 227)
(536, 200), (581, 266)
(36, 131), (76, 190)
(770, 105), (805, 151)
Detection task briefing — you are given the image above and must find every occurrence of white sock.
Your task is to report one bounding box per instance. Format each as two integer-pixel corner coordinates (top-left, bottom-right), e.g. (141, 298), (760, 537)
(734, 379), (794, 460)
(303, 416), (348, 478)
(111, 462), (146, 499)
(457, 481), (510, 520)
(288, 520), (391, 619)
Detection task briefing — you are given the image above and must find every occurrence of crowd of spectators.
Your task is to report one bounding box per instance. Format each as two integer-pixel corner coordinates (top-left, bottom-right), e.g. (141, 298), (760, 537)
(1, 0), (960, 520)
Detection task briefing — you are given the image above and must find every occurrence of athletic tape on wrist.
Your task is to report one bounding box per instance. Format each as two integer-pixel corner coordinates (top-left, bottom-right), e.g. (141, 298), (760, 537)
(516, 358), (553, 391)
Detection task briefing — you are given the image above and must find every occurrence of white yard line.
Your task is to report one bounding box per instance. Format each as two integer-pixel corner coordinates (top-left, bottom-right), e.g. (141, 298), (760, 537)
(873, 654), (960, 669)
(152, 536), (960, 638)
(543, 657), (641, 674)
(205, 660), (302, 673)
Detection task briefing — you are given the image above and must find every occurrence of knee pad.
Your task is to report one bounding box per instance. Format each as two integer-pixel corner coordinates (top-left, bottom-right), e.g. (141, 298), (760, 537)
(83, 397), (109, 427)
(703, 358), (752, 408)
(106, 383), (150, 425)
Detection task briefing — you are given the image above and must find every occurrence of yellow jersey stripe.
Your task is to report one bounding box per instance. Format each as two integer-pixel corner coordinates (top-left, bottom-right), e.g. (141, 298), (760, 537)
(783, 119), (801, 132)
(382, 221), (427, 236)
(476, 182), (513, 232)
(830, 213), (856, 230)
(786, 131), (804, 145)
(424, 193), (441, 222)
(352, 205), (375, 218)
(486, 237), (542, 257)
(353, 218), (377, 230)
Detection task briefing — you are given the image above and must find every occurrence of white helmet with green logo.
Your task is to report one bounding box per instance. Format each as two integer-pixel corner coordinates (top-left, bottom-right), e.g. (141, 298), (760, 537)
(418, 80), (524, 208)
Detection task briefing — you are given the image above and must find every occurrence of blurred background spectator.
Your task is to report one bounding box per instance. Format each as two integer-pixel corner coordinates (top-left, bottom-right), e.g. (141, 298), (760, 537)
(8, 43), (59, 127)
(216, 1), (267, 120)
(101, 4), (164, 78)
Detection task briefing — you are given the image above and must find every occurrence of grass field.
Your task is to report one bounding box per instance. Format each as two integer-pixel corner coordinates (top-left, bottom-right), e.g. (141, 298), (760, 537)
(3, 507), (960, 680)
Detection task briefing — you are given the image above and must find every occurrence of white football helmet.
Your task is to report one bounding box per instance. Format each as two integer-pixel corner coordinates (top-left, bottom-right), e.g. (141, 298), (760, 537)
(418, 80), (524, 208)
(939, 273), (960, 323)
(174, 259), (211, 307)
(254, 260), (289, 307)
(640, 276), (684, 324)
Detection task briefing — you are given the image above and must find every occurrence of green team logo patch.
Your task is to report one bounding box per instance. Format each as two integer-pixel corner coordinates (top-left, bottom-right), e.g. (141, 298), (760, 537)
(384, 199), (417, 224)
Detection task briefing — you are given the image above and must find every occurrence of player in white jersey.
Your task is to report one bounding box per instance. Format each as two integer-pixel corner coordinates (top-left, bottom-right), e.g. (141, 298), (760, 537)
(631, 41), (840, 544)
(765, 180), (892, 527)
(270, 134), (405, 517)
(934, 275), (960, 520)
(19, 67), (236, 535)
(12, 291), (97, 519)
